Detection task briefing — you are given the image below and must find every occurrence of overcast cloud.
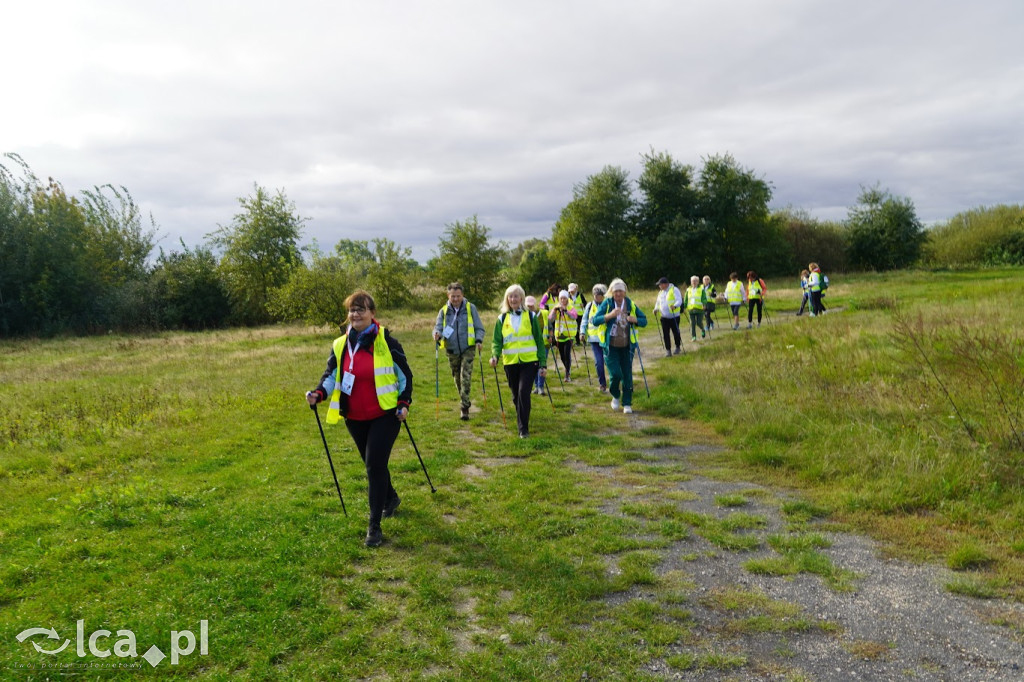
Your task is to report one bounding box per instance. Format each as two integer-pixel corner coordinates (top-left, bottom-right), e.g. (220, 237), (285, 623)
(3, 0), (1022, 262)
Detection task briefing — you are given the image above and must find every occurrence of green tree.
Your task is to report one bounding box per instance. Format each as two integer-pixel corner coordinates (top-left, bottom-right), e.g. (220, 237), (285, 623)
(845, 185), (926, 271)
(776, 208), (849, 274)
(698, 154), (787, 276)
(432, 215), (507, 306)
(366, 237), (413, 308)
(334, 238), (374, 280)
(209, 184), (305, 325)
(550, 165), (637, 284)
(514, 241), (561, 294)
(268, 249), (353, 327)
(151, 241), (230, 329)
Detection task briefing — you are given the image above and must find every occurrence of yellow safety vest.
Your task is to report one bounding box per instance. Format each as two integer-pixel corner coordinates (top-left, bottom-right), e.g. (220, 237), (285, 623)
(551, 308), (575, 341)
(500, 312), (539, 365)
(685, 286), (704, 312)
(536, 308), (550, 345)
(326, 327), (399, 424)
(570, 293), (585, 317)
(725, 281), (744, 304)
(585, 302), (606, 344)
(748, 280), (763, 300)
(438, 302), (475, 350)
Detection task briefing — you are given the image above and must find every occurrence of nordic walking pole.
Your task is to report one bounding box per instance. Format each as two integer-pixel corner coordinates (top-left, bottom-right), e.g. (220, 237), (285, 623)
(544, 367), (557, 412)
(403, 421), (436, 493)
(310, 402), (347, 516)
(634, 344), (652, 399)
(477, 348), (487, 407)
(575, 338), (592, 385)
(492, 363), (508, 429)
(549, 345), (566, 392)
(434, 341), (440, 420)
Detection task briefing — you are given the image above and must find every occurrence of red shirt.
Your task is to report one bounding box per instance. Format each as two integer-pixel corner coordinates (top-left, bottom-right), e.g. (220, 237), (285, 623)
(340, 344), (387, 421)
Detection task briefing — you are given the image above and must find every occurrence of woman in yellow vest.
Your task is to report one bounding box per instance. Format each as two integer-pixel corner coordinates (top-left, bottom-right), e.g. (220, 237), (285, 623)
(306, 290), (413, 547)
(724, 272), (746, 330)
(490, 284), (548, 438)
(548, 290), (578, 382)
(746, 270), (766, 329)
(685, 275), (708, 342)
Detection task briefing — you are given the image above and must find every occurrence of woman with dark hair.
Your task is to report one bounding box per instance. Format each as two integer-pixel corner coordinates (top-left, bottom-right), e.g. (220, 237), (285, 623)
(725, 272), (746, 330)
(306, 290), (413, 547)
(746, 270), (766, 329)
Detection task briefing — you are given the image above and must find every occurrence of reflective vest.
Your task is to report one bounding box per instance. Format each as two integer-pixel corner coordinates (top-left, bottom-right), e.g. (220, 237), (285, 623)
(748, 279), (763, 300)
(500, 312), (539, 365)
(326, 327), (399, 424)
(569, 293), (585, 317)
(725, 280), (744, 304)
(536, 309), (550, 345)
(685, 286), (705, 312)
(656, 286), (680, 316)
(551, 307), (575, 341)
(438, 302), (475, 350)
(585, 302), (605, 344)
(809, 271), (822, 293)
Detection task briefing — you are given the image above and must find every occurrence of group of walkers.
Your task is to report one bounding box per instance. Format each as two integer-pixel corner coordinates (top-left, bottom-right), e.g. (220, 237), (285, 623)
(303, 264), (829, 547)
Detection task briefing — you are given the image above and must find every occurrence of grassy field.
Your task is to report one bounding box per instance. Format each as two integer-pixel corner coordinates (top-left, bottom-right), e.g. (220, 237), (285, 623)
(1, 268), (1022, 679)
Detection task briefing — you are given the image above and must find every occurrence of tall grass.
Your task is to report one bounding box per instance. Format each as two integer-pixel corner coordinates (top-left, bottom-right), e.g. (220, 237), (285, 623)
(648, 268), (1024, 591)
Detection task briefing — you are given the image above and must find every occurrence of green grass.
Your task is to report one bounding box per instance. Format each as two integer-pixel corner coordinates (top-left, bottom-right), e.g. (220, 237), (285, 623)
(647, 268), (1024, 598)
(3, 268), (1024, 677)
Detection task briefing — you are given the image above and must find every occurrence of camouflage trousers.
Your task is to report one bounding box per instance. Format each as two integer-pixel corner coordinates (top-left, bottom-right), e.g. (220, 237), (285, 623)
(447, 347), (476, 409)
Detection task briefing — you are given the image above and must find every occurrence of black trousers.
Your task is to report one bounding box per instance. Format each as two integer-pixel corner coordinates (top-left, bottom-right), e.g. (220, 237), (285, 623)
(345, 413), (401, 525)
(554, 339), (573, 376)
(504, 361), (539, 436)
(660, 316), (681, 350)
(748, 299), (763, 324)
(810, 291), (825, 315)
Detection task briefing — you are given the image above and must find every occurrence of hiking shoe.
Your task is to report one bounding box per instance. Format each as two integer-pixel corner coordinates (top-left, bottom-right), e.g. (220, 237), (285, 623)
(383, 496), (401, 518)
(691, 336), (697, 342)
(365, 524), (383, 547)
(518, 429), (529, 439)
(460, 407), (470, 421)
(623, 406), (633, 414)
(599, 385), (607, 393)
(674, 347), (681, 355)
(701, 330), (706, 339)
(733, 324), (739, 330)
(748, 323), (753, 329)
(665, 350), (672, 358)
(610, 398), (621, 410)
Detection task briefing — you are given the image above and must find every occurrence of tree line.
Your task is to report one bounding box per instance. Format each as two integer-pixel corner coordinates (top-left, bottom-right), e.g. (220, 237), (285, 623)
(2, 151), (1021, 337)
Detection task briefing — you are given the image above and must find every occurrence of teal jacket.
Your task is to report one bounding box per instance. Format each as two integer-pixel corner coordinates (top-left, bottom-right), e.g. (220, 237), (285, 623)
(592, 296), (647, 352)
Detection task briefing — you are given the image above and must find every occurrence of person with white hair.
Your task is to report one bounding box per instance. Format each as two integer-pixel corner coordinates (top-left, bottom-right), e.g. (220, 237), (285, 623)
(489, 284), (548, 438)
(592, 278), (647, 414)
(653, 276), (682, 357)
(548, 289), (578, 381)
(684, 275), (708, 342)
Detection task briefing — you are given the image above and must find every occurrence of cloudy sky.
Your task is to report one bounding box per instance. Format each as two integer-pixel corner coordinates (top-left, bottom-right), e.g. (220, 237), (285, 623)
(3, 0), (1022, 262)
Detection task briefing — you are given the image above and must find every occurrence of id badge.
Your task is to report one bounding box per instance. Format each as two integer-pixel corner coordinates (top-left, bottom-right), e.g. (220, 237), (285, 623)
(442, 325), (455, 339)
(340, 371), (355, 395)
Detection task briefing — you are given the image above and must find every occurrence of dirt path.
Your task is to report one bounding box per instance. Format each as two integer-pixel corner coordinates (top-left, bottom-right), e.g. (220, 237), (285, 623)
(583, 313), (1024, 680)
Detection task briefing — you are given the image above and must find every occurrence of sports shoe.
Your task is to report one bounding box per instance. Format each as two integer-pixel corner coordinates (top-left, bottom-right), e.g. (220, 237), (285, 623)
(365, 523), (383, 547)
(665, 350), (672, 358)
(748, 323), (753, 329)
(733, 324), (739, 330)
(701, 330), (706, 339)
(599, 385), (607, 393)
(691, 336), (697, 342)
(623, 406), (633, 414)
(383, 495), (401, 518)
(673, 347), (681, 355)
(460, 407), (470, 421)
(610, 397), (621, 410)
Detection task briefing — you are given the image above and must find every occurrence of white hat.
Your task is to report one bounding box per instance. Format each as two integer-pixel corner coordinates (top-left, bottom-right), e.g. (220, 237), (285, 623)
(558, 290), (570, 300)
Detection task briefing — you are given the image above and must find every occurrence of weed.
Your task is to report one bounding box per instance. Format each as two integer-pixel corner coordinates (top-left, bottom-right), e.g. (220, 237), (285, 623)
(947, 543), (994, 571)
(715, 493), (748, 507)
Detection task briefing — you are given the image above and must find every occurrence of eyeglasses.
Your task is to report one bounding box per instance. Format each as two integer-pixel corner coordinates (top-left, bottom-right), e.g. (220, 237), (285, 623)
(347, 306), (366, 315)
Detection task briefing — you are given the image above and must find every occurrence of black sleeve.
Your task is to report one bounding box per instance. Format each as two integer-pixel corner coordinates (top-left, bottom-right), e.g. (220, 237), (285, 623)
(385, 331), (414, 408)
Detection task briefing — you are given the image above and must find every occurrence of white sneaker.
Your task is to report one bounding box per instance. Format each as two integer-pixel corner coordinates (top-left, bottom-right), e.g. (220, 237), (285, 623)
(623, 406), (633, 414)
(610, 398), (621, 410)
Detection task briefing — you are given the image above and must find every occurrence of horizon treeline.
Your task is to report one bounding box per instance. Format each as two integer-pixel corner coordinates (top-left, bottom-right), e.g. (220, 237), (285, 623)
(2, 151), (1022, 337)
